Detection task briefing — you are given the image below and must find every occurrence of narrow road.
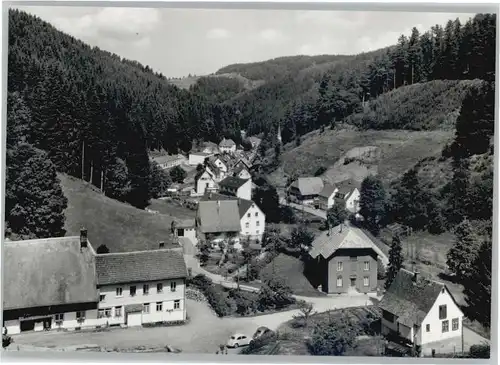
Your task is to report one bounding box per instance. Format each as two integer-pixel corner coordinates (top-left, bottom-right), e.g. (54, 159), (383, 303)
(279, 198), (327, 219)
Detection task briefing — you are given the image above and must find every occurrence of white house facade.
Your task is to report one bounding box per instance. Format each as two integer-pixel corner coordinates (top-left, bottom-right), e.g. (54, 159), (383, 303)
(194, 169), (218, 196)
(219, 139), (237, 154)
(379, 269), (464, 356)
(239, 200), (266, 242)
(189, 152), (213, 166)
(219, 177), (252, 201)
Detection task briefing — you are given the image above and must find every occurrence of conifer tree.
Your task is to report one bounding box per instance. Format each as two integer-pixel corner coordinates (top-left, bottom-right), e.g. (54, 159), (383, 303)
(385, 235), (404, 289)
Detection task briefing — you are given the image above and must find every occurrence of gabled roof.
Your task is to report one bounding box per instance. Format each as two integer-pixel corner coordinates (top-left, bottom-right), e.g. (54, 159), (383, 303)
(197, 199), (241, 233)
(378, 269), (454, 327)
(3, 237), (98, 310)
(309, 225), (379, 260)
(200, 193), (261, 219)
(219, 176), (249, 189)
(234, 164), (250, 176)
(96, 248), (187, 286)
(248, 136), (261, 145)
(290, 177), (324, 196)
(219, 138), (236, 147)
(335, 178), (361, 195)
(195, 168), (216, 184)
(318, 183), (336, 198)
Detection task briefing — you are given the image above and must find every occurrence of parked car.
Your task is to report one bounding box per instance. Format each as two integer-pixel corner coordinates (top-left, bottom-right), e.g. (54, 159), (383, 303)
(252, 326), (271, 340)
(227, 333), (251, 348)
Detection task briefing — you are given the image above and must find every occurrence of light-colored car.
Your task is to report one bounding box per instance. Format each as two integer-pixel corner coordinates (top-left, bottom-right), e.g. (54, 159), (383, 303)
(227, 333), (251, 348)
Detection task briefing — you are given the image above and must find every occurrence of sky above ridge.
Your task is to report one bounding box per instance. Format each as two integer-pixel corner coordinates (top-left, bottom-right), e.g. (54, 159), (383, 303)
(16, 6), (475, 78)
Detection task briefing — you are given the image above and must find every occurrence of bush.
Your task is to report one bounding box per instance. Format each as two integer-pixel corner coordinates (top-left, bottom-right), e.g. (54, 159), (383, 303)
(242, 330), (277, 353)
(314, 166), (327, 176)
(188, 274), (213, 290)
(204, 285), (234, 317)
(228, 289), (258, 315)
(258, 277), (295, 311)
(377, 259), (387, 280)
(470, 344), (490, 358)
(307, 321), (356, 356)
(2, 334), (12, 348)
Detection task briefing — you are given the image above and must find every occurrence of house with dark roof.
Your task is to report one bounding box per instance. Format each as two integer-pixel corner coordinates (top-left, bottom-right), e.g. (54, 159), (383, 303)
(233, 164), (252, 180)
(379, 269), (465, 356)
(3, 230), (188, 334)
(3, 235), (99, 334)
(219, 138), (237, 154)
(308, 224), (386, 294)
(95, 249), (187, 327)
(219, 176), (252, 201)
(288, 177), (324, 204)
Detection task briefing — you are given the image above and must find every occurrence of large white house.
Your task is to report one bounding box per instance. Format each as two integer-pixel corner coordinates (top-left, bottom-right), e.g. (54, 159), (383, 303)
(188, 152), (213, 166)
(379, 269), (465, 356)
(238, 199), (266, 242)
(3, 231), (188, 334)
(219, 138), (237, 154)
(95, 250), (187, 327)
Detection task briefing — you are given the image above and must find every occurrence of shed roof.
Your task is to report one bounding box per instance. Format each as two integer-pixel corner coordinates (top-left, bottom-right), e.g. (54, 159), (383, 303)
(290, 177), (324, 196)
(318, 183), (336, 198)
(197, 199), (241, 233)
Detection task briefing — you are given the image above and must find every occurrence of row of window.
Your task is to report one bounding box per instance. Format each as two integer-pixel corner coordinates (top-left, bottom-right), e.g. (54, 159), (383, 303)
(424, 318), (459, 333)
(54, 311), (86, 322)
(246, 212), (259, 218)
(244, 221), (260, 228)
(102, 282), (177, 301)
(336, 276), (370, 287)
(337, 261), (370, 271)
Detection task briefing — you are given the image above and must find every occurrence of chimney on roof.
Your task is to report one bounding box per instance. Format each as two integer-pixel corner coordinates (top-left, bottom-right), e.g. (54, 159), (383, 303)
(80, 227), (88, 249)
(413, 271), (419, 282)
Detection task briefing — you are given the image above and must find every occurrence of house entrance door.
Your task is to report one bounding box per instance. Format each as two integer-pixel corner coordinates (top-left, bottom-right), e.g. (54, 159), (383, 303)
(350, 277), (356, 287)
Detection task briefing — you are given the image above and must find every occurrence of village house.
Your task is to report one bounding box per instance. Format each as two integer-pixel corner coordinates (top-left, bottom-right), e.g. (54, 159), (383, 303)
(233, 165), (252, 180)
(210, 155), (232, 178)
(195, 198), (241, 248)
(172, 219), (198, 245)
(334, 179), (361, 213)
(201, 193), (266, 243)
(233, 155), (252, 171)
(151, 154), (186, 169)
(188, 152), (214, 166)
(2, 231), (188, 334)
(218, 176), (252, 201)
(247, 136), (261, 150)
(95, 249), (187, 327)
(379, 269), (465, 357)
(317, 183), (337, 210)
(193, 167), (218, 196)
(287, 177), (324, 204)
(218, 138), (237, 154)
(308, 224), (384, 294)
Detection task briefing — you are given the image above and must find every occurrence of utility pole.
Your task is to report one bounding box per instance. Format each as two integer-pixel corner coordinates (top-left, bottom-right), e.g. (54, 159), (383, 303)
(81, 140), (85, 180)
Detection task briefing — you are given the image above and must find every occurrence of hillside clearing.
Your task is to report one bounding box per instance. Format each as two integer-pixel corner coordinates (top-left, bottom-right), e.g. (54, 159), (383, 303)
(59, 174), (181, 253)
(271, 129), (453, 186)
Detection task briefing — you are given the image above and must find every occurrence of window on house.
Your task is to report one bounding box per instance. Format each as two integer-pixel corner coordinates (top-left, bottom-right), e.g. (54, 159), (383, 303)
(157, 283), (163, 293)
(245, 222), (250, 228)
(336, 276), (343, 287)
(174, 300), (180, 309)
(426, 324), (430, 332)
(247, 213), (251, 218)
(99, 294), (105, 302)
(337, 262), (343, 271)
(439, 305), (447, 320)
(105, 308), (112, 318)
(442, 320), (449, 333)
(452, 318), (459, 331)
(256, 221), (260, 227)
(256, 230), (259, 234)
(363, 277), (369, 287)
(143, 284), (149, 295)
(130, 286), (136, 296)
(156, 302), (163, 312)
(382, 310), (394, 322)
(116, 287), (123, 297)
(171, 281), (177, 292)
(54, 313), (64, 321)
(255, 212), (258, 216)
(143, 303), (150, 314)
(98, 309), (105, 319)
(364, 261), (370, 271)
(76, 311), (85, 320)
(115, 306), (122, 317)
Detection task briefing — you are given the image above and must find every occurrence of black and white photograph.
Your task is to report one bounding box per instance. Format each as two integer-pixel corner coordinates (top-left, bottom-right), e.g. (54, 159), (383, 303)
(1, 1), (497, 361)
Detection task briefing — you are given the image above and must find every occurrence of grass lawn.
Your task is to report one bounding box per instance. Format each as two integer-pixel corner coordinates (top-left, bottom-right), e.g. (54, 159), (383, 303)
(260, 254), (326, 297)
(147, 199), (196, 220)
(59, 174), (180, 253)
